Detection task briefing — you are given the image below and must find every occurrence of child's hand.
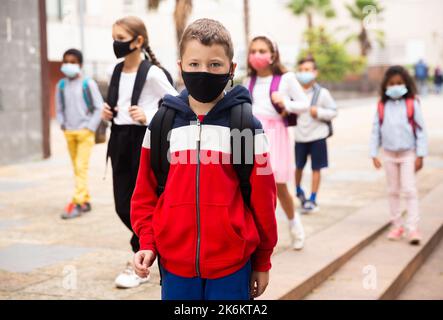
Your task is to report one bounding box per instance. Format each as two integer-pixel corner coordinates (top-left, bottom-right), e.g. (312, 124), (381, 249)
(415, 157), (423, 172)
(102, 103), (116, 121)
(271, 92), (285, 109)
(250, 270), (269, 298)
(129, 105), (147, 125)
(133, 250), (156, 278)
(310, 106), (318, 118)
(372, 157), (382, 169)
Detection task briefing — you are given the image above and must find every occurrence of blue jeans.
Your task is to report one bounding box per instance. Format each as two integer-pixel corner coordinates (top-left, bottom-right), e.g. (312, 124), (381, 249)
(159, 260), (252, 300)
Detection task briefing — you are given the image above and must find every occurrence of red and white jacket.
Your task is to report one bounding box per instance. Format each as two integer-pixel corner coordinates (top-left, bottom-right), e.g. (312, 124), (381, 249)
(131, 86), (277, 279)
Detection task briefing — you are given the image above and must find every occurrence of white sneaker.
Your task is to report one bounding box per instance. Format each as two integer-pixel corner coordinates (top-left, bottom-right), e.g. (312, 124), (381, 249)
(289, 213), (305, 250)
(115, 262), (150, 289)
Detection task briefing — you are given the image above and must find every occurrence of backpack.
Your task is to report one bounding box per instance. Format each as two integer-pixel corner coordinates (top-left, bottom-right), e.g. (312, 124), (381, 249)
(311, 83), (333, 138)
(248, 75), (297, 127)
(149, 102), (255, 207)
(377, 97), (421, 138)
(59, 77), (94, 114)
(58, 77), (108, 144)
(106, 59), (174, 116)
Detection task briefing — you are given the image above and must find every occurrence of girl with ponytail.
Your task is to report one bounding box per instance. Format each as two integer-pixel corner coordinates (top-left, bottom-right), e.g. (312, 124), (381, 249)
(101, 16), (177, 289)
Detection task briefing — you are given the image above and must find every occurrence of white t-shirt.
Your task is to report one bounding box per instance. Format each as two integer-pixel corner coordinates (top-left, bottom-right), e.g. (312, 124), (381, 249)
(108, 64), (178, 126)
(244, 72), (309, 118)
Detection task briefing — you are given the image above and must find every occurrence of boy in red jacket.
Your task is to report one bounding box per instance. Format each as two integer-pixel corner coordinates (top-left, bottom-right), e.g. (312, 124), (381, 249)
(130, 18), (277, 300)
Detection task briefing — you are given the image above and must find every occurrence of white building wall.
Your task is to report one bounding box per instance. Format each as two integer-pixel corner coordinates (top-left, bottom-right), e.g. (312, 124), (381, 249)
(46, 0), (443, 82)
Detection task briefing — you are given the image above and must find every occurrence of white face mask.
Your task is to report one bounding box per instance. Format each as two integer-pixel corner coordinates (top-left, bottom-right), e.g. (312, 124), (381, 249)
(385, 84), (408, 99)
(61, 63), (81, 78)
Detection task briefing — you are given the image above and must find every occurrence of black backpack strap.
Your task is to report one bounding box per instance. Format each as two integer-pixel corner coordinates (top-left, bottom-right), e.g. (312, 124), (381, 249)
(312, 83), (334, 138)
(131, 60), (152, 106)
(150, 105), (176, 196)
(106, 62), (124, 118)
(230, 103), (254, 208)
(311, 83), (322, 106)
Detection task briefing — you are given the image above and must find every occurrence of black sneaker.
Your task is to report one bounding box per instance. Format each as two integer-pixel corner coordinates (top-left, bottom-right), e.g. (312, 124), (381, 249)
(302, 200), (320, 214)
(296, 191), (307, 207)
(61, 203), (83, 219)
(80, 202), (92, 213)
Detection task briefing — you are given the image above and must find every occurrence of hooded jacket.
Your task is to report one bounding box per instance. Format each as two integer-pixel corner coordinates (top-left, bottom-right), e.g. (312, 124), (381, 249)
(130, 85), (278, 279)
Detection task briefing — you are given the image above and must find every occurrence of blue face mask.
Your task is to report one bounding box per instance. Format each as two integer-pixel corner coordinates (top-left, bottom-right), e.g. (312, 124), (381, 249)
(385, 84), (408, 99)
(61, 63), (81, 78)
(296, 71), (316, 85)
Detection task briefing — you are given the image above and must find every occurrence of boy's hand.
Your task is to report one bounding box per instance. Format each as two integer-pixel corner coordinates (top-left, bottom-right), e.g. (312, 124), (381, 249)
(102, 103), (116, 121)
(250, 271), (269, 298)
(372, 157), (382, 169)
(129, 105), (147, 125)
(271, 92), (285, 109)
(310, 106), (318, 118)
(133, 250), (156, 278)
(415, 157), (423, 172)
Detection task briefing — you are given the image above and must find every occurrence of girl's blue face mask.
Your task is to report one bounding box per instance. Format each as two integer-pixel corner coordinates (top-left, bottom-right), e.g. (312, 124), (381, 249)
(296, 71), (316, 85)
(386, 84), (408, 99)
(61, 63), (81, 78)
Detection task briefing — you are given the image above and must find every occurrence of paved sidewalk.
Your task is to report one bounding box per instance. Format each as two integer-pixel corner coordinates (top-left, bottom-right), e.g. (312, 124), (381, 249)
(1, 95), (443, 300)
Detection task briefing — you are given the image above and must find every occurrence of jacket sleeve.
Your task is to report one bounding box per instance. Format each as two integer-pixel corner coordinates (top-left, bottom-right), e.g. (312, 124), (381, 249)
(413, 99), (428, 157)
(55, 81), (65, 128)
(130, 128), (159, 255)
(316, 89), (338, 121)
(249, 118), (278, 272)
(282, 72), (310, 114)
(369, 109), (381, 158)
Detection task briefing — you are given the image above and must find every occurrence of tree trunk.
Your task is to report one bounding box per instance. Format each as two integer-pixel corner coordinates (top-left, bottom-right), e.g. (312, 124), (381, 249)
(307, 12), (313, 29)
(174, 0), (193, 48)
(359, 23), (371, 57)
(174, 0), (193, 88)
(147, 0), (161, 10)
(243, 0), (250, 52)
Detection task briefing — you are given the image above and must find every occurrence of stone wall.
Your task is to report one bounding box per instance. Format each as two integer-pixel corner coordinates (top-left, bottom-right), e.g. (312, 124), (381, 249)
(0, 0), (44, 165)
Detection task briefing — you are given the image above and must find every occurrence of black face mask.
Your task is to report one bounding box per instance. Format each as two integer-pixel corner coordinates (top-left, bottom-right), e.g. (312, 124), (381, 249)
(181, 67), (233, 103)
(113, 37), (137, 59)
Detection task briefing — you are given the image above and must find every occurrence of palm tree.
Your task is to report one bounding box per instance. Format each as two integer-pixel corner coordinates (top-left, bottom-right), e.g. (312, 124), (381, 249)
(345, 0), (384, 57)
(288, 0), (336, 30)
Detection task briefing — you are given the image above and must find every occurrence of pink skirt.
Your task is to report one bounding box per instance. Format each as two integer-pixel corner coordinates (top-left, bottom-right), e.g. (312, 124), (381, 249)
(255, 114), (295, 183)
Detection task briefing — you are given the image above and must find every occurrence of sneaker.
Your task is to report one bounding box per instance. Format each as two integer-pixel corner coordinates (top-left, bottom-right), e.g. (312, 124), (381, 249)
(296, 191), (307, 207)
(80, 202), (92, 213)
(289, 213), (305, 250)
(115, 261), (150, 289)
(61, 203), (82, 219)
(387, 226), (404, 241)
(408, 230), (421, 245)
(302, 200), (320, 214)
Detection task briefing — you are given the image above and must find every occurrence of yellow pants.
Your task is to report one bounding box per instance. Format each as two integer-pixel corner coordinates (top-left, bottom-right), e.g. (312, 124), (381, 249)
(64, 129), (95, 204)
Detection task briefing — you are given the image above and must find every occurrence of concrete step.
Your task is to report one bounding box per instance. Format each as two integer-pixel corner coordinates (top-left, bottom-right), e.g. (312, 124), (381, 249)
(396, 233), (443, 299)
(258, 198), (391, 300)
(304, 183), (443, 300)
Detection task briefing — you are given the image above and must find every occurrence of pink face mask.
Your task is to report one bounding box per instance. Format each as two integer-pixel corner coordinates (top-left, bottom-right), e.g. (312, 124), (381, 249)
(249, 52), (272, 70)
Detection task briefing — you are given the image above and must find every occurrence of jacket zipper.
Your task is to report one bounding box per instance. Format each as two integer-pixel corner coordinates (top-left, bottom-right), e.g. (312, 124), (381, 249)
(195, 116), (202, 277)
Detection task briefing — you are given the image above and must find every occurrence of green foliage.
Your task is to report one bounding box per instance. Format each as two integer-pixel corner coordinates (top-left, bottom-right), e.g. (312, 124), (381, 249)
(298, 27), (367, 82)
(345, 0), (385, 55)
(345, 0), (383, 20)
(289, 0), (336, 23)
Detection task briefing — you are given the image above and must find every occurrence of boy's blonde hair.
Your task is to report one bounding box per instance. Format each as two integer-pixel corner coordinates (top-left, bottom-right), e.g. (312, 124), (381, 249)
(179, 18), (234, 60)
